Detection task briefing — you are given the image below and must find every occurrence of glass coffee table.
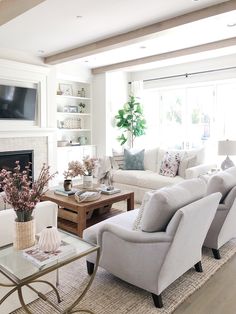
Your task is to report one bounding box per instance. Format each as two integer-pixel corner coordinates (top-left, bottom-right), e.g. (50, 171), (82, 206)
(0, 230), (100, 314)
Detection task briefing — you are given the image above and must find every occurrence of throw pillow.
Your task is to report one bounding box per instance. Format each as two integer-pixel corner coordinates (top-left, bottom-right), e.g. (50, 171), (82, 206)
(223, 186), (236, 208)
(178, 155), (197, 178)
(206, 167), (236, 200)
(159, 151), (181, 177)
(111, 149), (125, 170)
(124, 149), (145, 170)
(132, 190), (155, 230)
(141, 178), (207, 232)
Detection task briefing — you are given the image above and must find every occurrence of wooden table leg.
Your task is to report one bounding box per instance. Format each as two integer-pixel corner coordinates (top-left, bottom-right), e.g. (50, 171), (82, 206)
(127, 193), (134, 211)
(77, 207), (87, 237)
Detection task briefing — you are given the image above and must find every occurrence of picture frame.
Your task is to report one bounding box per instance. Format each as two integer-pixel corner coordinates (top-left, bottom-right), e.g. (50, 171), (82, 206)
(59, 83), (73, 96)
(68, 105), (78, 113)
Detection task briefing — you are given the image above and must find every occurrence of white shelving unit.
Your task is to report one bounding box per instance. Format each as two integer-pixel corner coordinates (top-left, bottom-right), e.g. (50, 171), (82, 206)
(56, 80), (92, 145)
(55, 79), (96, 183)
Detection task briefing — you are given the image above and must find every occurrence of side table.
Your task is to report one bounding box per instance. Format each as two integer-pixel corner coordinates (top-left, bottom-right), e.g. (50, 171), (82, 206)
(0, 230), (100, 314)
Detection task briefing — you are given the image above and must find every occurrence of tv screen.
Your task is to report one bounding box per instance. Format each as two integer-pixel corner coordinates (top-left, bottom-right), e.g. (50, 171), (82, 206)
(0, 84), (37, 120)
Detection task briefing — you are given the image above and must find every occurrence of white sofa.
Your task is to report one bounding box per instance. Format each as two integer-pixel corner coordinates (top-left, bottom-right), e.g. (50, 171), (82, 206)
(111, 147), (215, 203)
(0, 201), (58, 313)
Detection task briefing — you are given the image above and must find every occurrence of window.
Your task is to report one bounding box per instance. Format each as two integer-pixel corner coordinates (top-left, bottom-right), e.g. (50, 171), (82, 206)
(143, 79), (236, 156)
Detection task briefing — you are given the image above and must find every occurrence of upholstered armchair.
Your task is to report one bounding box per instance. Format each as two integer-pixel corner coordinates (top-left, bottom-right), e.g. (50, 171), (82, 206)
(204, 166), (236, 259)
(83, 179), (221, 308)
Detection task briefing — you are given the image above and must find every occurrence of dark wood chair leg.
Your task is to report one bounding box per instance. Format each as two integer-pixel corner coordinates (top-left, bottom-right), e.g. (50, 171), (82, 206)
(86, 261), (94, 275)
(152, 293), (163, 308)
(212, 249), (221, 259)
(194, 261), (203, 272)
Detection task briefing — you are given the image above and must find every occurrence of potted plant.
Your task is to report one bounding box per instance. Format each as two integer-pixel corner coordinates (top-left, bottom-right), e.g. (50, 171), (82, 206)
(115, 95), (146, 147)
(0, 162), (57, 249)
(63, 156), (97, 189)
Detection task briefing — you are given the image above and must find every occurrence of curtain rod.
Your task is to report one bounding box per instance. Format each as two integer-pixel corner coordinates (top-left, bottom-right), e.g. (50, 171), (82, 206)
(128, 65), (236, 84)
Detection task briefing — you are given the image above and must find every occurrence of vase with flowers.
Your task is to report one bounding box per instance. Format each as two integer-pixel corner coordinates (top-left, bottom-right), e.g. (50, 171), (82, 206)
(63, 156), (97, 189)
(0, 162), (57, 249)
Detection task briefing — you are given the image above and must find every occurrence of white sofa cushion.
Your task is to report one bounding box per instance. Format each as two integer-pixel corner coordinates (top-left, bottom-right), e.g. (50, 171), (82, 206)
(144, 147), (159, 171)
(141, 178), (207, 232)
(112, 170), (184, 190)
(206, 167), (236, 200)
(178, 155), (197, 178)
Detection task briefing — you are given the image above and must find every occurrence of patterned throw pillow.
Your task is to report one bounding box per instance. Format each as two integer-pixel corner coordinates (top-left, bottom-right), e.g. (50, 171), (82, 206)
(124, 149), (145, 170)
(159, 151), (181, 177)
(111, 149), (125, 169)
(132, 190), (155, 230)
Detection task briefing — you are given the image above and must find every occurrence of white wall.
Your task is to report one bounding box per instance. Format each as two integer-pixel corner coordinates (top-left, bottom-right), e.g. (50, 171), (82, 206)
(55, 61), (91, 83)
(130, 53), (236, 88)
(92, 71), (129, 157)
(92, 73), (107, 157)
(106, 71), (129, 154)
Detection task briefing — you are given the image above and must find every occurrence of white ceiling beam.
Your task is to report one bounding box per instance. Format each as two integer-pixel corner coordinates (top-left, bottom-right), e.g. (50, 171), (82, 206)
(91, 37), (236, 74)
(0, 0), (46, 26)
(45, 0), (236, 65)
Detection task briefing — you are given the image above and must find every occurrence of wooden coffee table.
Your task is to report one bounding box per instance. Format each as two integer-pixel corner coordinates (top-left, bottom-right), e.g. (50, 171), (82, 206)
(41, 189), (134, 237)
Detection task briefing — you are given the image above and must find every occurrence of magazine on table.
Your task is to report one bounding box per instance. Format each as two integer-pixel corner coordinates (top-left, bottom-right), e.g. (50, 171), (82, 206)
(23, 240), (76, 267)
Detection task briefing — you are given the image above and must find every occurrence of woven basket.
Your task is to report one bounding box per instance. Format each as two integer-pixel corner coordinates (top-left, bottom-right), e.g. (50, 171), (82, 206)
(63, 117), (81, 129)
(14, 219), (35, 250)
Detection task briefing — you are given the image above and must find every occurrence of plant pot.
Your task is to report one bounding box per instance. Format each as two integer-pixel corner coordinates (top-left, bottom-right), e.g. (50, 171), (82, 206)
(83, 175), (93, 189)
(64, 179), (72, 191)
(14, 219), (35, 250)
(38, 226), (61, 252)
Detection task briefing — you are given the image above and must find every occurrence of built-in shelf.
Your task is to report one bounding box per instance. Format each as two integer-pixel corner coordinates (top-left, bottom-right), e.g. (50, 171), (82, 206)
(56, 79), (92, 146)
(57, 112), (90, 117)
(57, 129), (91, 132)
(56, 95), (91, 100)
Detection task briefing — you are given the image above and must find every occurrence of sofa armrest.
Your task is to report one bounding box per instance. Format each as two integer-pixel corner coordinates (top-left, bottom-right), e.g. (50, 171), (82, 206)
(185, 163), (217, 179)
(97, 223), (172, 245)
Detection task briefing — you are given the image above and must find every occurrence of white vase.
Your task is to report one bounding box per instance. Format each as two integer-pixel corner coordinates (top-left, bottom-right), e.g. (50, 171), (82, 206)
(38, 226), (61, 252)
(83, 175), (93, 189)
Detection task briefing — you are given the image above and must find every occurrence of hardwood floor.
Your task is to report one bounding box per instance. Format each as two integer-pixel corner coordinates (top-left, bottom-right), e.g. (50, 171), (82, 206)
(174, 254), (236, 314)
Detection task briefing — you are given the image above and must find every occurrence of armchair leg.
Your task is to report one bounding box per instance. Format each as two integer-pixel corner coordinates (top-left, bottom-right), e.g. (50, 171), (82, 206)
(194, 261), (203, 272)
(152, 293), (163, 308)
(212, 249), (221, 259)
(86, 261), (94, 275)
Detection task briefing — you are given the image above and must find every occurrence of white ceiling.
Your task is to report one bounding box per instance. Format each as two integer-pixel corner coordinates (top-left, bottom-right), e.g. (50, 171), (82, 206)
(0, 0), (235, 71)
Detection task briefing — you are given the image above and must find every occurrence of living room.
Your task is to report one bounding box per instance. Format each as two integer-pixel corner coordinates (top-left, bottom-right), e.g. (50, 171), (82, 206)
(1, 0), (236, 313)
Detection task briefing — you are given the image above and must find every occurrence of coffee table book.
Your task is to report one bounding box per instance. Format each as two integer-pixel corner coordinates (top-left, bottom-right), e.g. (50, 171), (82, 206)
(54, 188), (78, 196)
(23, 240), (75, 267)
(100, 188), (121, 195)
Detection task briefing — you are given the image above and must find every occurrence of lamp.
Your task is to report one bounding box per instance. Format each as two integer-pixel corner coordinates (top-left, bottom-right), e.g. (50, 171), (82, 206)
(218, 140), (236, 170)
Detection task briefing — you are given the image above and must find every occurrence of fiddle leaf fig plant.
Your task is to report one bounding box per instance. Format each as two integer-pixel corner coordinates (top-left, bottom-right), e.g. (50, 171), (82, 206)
(115, 95), (146, 147)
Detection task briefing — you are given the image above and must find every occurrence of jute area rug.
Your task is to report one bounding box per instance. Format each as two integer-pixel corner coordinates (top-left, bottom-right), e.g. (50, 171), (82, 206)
(13, 239), (236, 314)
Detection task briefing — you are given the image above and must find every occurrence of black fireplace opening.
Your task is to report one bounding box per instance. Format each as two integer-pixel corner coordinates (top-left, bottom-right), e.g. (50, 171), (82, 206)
(0, 150), (34, 191)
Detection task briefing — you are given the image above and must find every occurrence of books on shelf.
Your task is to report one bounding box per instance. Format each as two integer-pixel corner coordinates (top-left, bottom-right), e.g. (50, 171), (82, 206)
(23, 240), (76, 267)
(54, 188), (78, 196)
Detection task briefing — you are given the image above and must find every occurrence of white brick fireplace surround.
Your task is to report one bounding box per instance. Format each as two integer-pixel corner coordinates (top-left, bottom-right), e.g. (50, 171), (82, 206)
(0, 130), (57, 183)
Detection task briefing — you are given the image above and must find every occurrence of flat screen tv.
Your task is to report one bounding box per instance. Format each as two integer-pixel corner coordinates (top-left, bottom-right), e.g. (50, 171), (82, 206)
(0, 84), (37, 120)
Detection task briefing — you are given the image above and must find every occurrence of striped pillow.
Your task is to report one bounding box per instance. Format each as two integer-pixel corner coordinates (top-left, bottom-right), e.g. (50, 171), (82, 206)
(111, 149), (124, 169)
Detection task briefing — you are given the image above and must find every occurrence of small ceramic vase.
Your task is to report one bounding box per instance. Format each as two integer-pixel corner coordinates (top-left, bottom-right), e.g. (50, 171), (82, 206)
(38, 226), (61, 252)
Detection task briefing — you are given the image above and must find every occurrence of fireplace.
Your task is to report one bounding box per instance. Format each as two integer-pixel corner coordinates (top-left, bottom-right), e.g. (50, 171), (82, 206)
(0, 150), (34, 187)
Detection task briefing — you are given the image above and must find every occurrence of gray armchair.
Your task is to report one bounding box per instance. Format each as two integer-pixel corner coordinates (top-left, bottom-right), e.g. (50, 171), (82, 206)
(83, 179), (221, 308)
(204, 166), (236, 259)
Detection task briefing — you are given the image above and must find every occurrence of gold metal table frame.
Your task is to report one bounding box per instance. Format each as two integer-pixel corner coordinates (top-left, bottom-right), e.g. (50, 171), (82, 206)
(0, 232), (100, 314)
